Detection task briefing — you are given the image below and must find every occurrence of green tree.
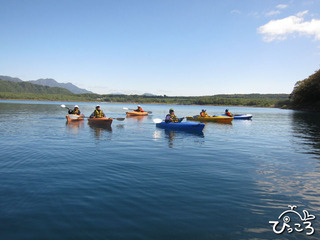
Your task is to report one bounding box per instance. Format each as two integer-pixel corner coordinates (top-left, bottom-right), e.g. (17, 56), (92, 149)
(290, 69), (320, 111)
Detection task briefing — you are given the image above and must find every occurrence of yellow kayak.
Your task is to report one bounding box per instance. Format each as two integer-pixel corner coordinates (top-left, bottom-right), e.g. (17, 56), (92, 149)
(186, 116), (233, 123)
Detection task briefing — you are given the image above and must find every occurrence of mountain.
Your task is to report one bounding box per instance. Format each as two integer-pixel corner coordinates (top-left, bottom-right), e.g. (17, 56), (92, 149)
(0, 75), (23, 82)
(0, 75), (93, 94)
(28, 78), (93, 94)
(143, 93), (156, 96)
(0, 79), (73, 94)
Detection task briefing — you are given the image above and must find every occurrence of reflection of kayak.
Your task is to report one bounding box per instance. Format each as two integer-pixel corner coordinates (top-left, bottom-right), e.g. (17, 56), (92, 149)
(66, 114), (85, 122)
(216, 114), (253, 120)
(88, 117), (113, 125)
(156, 121), (205, 131)
(186, 116), (233, 123)
(126, 111), (149, 116)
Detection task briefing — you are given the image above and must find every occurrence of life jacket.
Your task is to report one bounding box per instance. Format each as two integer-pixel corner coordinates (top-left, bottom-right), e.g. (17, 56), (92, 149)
(94, 109), (104, 118)
(69, 108), (80, 115)
(166, 113), (179, 123)
(225, 112), (232, 116)
(200, 112), (208, 117)
(73, 109), (80, 115)
(135, 107), (144, 112)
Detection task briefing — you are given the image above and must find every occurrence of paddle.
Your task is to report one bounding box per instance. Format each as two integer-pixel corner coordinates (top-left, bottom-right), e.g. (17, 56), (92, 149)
(123, 107), (152, 114)
(153, 118), (163, 123)
(89, 117), (125, 121)
(61, 105), (125, 121)
(152, 118), (185, 123)
(60, 104), (70, 110)
(75, 116), (125, 121)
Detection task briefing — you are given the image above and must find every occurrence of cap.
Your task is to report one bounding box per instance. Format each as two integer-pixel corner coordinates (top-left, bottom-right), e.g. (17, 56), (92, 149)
(96, 105), (100, 108)
(202, 109), (206, 112)
(169, 108), (174, 112)
(74, 105), (79, 108)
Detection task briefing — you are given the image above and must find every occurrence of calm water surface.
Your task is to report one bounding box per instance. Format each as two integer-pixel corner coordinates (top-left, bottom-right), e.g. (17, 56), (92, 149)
(1, 100), (320, 240)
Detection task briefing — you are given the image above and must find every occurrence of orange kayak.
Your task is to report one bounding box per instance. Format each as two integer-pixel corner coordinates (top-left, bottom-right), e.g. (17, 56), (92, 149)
(66, 114), (85, 122)
(126, 111), (149, 116)
(88, 117), (113, 125)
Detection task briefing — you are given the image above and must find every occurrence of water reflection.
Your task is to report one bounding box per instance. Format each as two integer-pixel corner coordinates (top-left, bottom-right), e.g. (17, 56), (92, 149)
(126, 115), (150, 122)
(153, 129), (204, 148)
(65, 121), (84, 134)
(291, 111), (320, 155)
(88, 122), (112, 140)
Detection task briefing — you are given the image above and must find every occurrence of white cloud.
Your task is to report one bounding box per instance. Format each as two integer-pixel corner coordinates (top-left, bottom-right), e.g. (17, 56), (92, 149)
(276, 4), (288, 9)
(231, 9), (241, 14)
(297, 10), (308, 17)
(258, 11), (320, 42)
(266, 10), (281, 16)
(249, 11), (260, 18)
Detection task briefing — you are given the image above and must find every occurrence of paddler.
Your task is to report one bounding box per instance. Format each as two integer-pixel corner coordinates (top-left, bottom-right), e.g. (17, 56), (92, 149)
(225, 109), (233, 117)
(68, 105), (81, 115)
(90, 105), (106, 118)
(200, 109), (209, 117)
(165, 109), (184, 123)
(134, 105), (144, 112)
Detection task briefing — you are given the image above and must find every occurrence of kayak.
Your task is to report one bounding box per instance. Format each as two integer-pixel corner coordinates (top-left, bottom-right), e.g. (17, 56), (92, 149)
(66, 114), (85, 122)
(88, 117), (113, 125)
(156, 121), (205, 131)
(126, 111), (149, 116)
(186, 116), (233, 123)
(215, 114), (253, 120)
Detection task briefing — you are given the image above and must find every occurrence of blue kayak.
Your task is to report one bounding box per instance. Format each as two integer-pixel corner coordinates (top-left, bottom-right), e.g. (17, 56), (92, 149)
(214, 114), (252, 120)
(156, 121), (205, 131)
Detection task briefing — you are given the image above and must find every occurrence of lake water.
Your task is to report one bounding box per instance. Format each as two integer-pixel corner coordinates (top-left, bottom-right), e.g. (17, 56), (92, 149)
(1, 100), (320, 240)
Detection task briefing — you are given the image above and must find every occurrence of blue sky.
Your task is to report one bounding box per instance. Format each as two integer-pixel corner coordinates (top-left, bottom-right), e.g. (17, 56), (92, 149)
(1, 0), (320, 96)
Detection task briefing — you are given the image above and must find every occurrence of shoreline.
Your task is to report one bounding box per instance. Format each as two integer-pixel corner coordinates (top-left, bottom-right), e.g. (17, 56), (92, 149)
(0, 98), (279, 109)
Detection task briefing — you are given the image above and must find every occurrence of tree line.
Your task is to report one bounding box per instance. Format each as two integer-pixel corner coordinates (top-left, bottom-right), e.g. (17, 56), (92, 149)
(0, 78), (292, 108)
(289, 69), (320, 111)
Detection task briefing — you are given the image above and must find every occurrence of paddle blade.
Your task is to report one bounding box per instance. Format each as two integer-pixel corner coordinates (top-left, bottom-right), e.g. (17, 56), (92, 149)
(61, 104), (66, 108)
(115, 118), (125, 121)
(153, 118), (163, 124)
(122, 107), (129, 110)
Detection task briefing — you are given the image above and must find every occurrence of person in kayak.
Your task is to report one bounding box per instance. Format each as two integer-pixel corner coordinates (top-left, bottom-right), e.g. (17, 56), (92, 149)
(200, 109), (209, 117)
(225, 109), (233, 117)
(165, 109), (184, 123)
(134, 105), (144, 112)
(68, 105), (81, 115)
(90, 105), (106, 118)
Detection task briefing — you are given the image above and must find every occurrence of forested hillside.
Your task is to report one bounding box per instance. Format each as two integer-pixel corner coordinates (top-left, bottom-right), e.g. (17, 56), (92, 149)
(98, 93), (289, 107)
(290, 69), (320, 111)
(0, 79), (72, 94)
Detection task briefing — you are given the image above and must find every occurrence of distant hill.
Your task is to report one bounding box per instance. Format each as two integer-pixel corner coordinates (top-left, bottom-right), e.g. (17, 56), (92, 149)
(0, 79), (73, 95)
(143, 93), (156, 96)
(27, 78), (93, 94)
(213, 93), (289, 100)
(0, 75), (23, 82)
(0, 75), (93, 94)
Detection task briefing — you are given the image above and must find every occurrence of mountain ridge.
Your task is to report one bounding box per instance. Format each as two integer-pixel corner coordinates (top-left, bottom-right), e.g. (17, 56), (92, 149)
(0, 75), (93, 94)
